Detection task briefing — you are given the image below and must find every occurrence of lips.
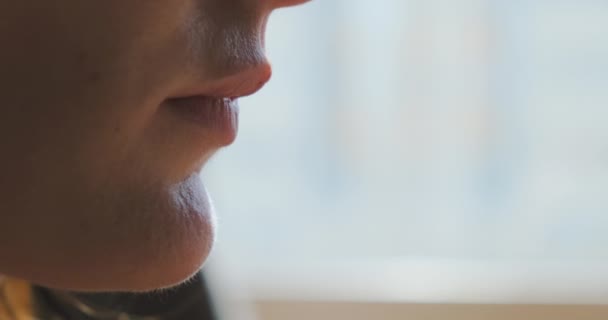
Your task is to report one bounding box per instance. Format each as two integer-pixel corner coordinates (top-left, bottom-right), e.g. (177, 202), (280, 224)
(165, 95), (239, 145)
(165, 62), (271, 145)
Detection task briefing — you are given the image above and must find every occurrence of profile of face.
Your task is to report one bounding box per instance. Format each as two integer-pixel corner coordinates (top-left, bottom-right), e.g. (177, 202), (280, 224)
(0, 0), (307, 292)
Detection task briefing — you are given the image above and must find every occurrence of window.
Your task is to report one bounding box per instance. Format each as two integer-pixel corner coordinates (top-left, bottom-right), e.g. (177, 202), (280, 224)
(204, 0), (608, 316)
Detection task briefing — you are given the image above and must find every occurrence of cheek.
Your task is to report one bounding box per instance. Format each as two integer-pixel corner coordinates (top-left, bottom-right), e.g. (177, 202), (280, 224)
(0, 1), (218, 290)
(0, 0), (206, 216)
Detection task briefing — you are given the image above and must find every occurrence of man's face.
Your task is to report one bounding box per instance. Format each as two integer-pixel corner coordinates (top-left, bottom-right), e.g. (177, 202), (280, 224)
(0, 0), (307, 291)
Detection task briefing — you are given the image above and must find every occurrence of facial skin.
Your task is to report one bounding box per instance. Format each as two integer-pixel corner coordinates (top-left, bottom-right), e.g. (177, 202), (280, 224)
(0, 0), (308, 292)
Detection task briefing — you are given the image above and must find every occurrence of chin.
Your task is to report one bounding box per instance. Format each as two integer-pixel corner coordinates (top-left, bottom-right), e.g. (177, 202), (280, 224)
(14, 174), (218, 293)
(102, 173), (218, 293)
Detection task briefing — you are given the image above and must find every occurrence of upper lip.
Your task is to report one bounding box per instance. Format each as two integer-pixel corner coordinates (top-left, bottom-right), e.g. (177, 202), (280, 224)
(172, 62), (273, 100)
(274, 0), (313, 8)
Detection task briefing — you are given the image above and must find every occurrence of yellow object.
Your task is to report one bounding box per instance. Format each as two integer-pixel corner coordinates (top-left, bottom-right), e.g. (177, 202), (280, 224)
(0, 277), (37, 320)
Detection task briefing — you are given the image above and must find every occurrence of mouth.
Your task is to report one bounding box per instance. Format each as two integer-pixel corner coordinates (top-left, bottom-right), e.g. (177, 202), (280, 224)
(162, 61), (272, 148)
(164, 95), (239, 146)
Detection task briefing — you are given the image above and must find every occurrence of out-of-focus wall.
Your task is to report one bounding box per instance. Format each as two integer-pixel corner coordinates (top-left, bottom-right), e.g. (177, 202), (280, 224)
(207, 0), (608, 267)
(204, 0), (608, 312)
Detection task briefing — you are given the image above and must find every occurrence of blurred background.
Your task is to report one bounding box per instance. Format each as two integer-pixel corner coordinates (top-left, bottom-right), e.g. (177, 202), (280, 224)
(203, 0), (608, 319)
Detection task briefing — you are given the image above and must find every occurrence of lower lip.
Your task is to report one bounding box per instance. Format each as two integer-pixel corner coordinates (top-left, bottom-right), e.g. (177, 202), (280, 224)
(165, 96), (239, 145)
